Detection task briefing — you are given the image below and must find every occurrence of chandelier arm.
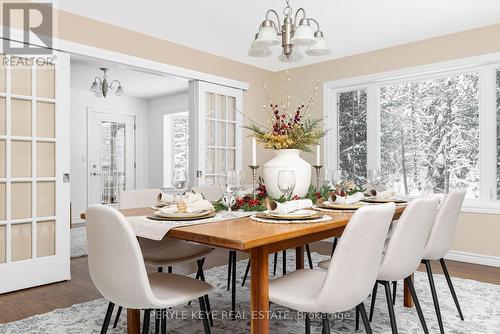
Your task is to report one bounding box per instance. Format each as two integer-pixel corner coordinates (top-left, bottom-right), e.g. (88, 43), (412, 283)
(308, 18), (320, 31)
(109, 80), (121, 88)
(294, 8), (307, 26)
(265, 9), (281, 34)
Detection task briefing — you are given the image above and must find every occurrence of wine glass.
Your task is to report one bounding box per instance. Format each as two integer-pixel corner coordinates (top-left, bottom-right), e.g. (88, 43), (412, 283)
(331, 169), (348, 190)
(367, 169), (381, 189)
(322, 169), (333, 188)
(172, 170), (188, 203)
(278, 171), (296, 199)
(222, 170), (244, 216)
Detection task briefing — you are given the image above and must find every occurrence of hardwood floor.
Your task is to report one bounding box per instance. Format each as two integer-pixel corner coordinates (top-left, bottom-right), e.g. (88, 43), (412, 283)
(0, 241), (498, 324)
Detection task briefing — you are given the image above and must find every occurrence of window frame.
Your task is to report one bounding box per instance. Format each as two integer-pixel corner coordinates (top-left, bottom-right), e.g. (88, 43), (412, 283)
(324, 54), (500, 214)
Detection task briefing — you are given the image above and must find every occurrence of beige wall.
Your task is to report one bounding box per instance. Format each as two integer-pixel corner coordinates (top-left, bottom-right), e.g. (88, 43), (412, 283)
(276, 23), (500, 258)
(49, 9), (500, 258)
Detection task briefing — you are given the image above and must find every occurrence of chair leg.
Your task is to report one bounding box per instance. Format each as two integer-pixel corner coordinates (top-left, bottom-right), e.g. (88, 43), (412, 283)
(305, 313), (311, 334)
(154, 309), (160, 334)
(423, 260), (445, 334)
(227, 251), (234, 291)
(113, 305), (122, 328)
(392, 281), (397, 305)
(369, 282), (378, 322)
(321, 314), (330, 334)
(142, 309), (151, 334)
(160, 309), (166, 334)
(282, 250), (287, 275)
(357, 302), (373, 334)
(405, 276), (429, 334)
(199, 297), (211, 334)
(383, 281), (398, 334)
(355, 305), (360, 330)
(273, 252), (278, 276)
(196, 259), (213, 326)
(330, 237), (338, 256)
(101, 302), (114, 334)
(231, 250), (237, 319)
(242, 260), (250, 287)
(305, 244), (313, 269)
(440, 258), (464, 321)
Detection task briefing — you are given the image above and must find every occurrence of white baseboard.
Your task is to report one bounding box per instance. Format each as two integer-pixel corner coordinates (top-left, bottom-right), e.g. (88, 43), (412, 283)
(445, 250), (500, 268)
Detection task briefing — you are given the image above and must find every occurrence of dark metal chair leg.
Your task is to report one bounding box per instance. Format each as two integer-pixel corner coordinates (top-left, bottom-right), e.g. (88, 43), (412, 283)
(196, 259), (213, 326)
(305, 244), (313, 269)
(369, 282), (378, 322)
(282, 250), (287, 275)
(383, 281), (398, 334)
(199, 297), (211, 334)
(101, 302), (114, 334)
(322, 314), (330, 334)
(440, 258), (464, 321)
(242, 260), (250, 287)
(154, 309), (160, 334)
(231, 250), (237, 318)
(358, 302), (373, 334)
(113, 305), (122, 328)
(423, 260), (445, 334)
(273, 252), (278, 276)
(305, 313), (311, 334)
(392, 281), (397, 305)
(355, 305), (360, 330)
(142, 309), (151, 334)
(227, 251), (234, 291)
(330, 238), (338, 256)
(160, 309), (166, 334)
(406, 276), (429, 334)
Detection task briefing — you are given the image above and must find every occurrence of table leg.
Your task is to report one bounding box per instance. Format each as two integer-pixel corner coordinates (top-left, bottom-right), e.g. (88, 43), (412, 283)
(250, 246), (269, 334)
(295, 246), (304, 270)
(403, 274), (414, 308)
(127, 309), (140, 334)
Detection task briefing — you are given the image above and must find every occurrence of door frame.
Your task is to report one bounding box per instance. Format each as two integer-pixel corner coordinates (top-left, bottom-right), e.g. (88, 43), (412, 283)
(86, 108), (136, 207)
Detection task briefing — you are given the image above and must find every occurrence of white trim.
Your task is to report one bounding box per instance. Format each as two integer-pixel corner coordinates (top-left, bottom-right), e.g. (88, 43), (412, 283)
(3, 26), (249, 91)
(324, 52), (500, 213)
(445, 250), (500, 268)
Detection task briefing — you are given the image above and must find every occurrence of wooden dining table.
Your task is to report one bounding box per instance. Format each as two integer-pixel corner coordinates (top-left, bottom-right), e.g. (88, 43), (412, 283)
(82, 205), (409, 334)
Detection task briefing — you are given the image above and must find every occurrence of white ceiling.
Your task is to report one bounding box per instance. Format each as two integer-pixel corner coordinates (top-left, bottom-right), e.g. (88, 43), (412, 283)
(70, 57), (188, 99)
(57, 0), (500, 72)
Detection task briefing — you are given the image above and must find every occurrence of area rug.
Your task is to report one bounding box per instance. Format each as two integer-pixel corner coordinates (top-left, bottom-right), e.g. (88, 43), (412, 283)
(1, 252), (499, 333)
(70, 226), (88, 258)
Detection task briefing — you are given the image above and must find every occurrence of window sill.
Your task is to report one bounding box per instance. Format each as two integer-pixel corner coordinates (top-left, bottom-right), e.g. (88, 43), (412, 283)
(400, 196), (500, 215)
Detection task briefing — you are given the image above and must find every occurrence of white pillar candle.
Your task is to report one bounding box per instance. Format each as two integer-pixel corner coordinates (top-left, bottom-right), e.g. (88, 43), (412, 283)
(316, 144), (321, 165)
(252, 136), (257, 166)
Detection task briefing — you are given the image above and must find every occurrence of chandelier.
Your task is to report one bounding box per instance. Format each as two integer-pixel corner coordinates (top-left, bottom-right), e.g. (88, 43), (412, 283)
(248, 0), (329, 62)
(89, 68), (124, 97)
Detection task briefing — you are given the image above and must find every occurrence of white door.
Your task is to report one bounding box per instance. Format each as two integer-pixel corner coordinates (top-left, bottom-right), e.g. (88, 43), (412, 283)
(87, 110), (135, 206)
(0, 52), (71, 293)
(189, 81), (243, 186)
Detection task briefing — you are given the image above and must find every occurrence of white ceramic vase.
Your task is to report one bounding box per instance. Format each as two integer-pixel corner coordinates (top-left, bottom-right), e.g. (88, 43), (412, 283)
(262, 149), (312, 198)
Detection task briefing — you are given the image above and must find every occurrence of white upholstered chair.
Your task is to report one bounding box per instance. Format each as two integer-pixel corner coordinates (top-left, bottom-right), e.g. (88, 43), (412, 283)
(86, 205), (213, 334)
(269, 203), (396, 333)
(108, 189), (214, 331)
(367, 197), (440, 334)
(421, 191), (466, 334)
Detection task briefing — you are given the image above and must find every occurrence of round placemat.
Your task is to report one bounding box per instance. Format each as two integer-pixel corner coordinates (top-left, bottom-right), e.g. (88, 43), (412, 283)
(250, 214), (332, 224)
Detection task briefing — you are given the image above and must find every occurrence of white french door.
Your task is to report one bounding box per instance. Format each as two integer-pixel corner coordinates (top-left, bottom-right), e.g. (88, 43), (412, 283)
(189, 81), (243, 186)
(0, 52), (71, 293)
(87, 110), (135, 206)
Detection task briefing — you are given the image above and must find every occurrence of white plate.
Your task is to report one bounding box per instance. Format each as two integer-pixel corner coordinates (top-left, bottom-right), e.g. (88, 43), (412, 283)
(154, 210), (210, 219)
(266, 209), (317, 219)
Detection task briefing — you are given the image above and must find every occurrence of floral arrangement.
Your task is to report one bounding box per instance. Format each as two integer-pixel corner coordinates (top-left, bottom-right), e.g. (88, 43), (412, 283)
(243, 81), (327, 152)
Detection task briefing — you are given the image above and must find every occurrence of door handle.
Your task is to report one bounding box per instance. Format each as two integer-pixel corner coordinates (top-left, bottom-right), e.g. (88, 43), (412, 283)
(90, 172), (101, 176)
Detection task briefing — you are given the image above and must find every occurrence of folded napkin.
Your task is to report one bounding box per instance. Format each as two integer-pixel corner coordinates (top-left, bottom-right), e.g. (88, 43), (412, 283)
(270, 199), (313, 214)
(159, 192), (214, 213)
(377, 189), (396, 199)
(333, 192), (364, 204)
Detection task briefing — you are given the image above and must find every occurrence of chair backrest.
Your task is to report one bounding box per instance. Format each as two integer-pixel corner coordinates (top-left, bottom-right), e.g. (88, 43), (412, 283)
(378, 197), (440, 282)
(315, 203), (396, 313)
(423, 191), (466, 260)
(191, 185), (222, 202)
(85, 205), (156, 309)
(120, 188), (162, 209)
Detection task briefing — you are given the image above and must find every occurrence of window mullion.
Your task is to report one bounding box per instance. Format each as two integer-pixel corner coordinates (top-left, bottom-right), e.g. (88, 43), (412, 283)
(367, 85), (380, 171)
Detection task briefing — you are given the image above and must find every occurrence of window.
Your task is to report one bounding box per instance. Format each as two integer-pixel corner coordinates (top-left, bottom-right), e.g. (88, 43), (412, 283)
(326, 60), (500, 210)
(337, 90), (367, 185)
(163, 112), (189, 188)
(380, 73), (479, 199)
